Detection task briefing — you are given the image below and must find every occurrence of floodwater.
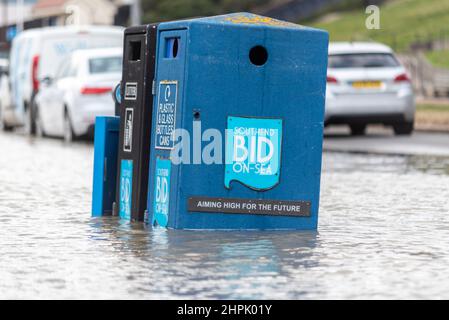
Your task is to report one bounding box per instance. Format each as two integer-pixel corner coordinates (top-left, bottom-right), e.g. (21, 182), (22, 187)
(0, 132), (448, 299)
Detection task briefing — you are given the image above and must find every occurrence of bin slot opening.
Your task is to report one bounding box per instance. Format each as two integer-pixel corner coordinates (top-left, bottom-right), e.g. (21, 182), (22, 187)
(165, 38), (179, 59)
(129, 40), (142, 61)
(249, 46), (268, 66)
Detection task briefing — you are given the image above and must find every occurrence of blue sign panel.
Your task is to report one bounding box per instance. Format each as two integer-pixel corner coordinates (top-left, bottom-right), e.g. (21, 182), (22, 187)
(119, 159), (133, 220)
(155, 81), (177, 149)
(153, 158), (171, 227)
(225, 116), (283, 191)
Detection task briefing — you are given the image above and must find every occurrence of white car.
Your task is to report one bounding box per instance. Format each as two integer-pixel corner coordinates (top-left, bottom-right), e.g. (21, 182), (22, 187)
(0, 58), (12, 131)
(325, 42), (415, 135)
(1, 25), (123, 134)
(34, 48), (122, 142)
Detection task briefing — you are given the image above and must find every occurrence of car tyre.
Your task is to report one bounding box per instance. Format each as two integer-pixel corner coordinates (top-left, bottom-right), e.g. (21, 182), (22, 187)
(63, 110), (77, 143)
(0, 107), (13, 132)
(24, 103), (37, 136)
(35, 105), (45, 138)
(350, 124), (366, 136)
(393, 121), (414, 136)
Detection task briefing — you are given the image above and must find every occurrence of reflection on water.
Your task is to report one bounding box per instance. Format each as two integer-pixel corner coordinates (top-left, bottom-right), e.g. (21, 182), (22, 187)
(324, 151), (449, 176)
(86, 218), (320, 299)
(0, 133), (449, 299)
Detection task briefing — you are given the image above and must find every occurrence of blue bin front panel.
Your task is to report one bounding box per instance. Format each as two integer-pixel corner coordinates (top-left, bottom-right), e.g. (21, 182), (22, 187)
(147, 29), (187, 228)
(147, 13), (328, 229)
(92, 116), (119, 217)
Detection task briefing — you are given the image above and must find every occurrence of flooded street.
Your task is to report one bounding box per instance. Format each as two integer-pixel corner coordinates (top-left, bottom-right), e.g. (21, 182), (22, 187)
(0, 132), (449, 299)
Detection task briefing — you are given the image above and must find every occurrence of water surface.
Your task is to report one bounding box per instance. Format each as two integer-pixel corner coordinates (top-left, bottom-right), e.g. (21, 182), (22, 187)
(0, 133), (448, 299)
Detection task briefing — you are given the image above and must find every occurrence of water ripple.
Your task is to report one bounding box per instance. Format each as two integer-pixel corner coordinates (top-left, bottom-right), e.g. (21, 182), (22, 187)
(0, 133), (448, 299)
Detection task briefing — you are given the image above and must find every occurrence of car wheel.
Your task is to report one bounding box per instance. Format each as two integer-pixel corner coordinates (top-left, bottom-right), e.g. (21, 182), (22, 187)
(35, 105), (45, 138)
(63, 111), (76, 143)
(350, 124), (366, 136)
(393, 122), (414, 136)
(0, 107), (13, 132)
(24, 104), (36, 136)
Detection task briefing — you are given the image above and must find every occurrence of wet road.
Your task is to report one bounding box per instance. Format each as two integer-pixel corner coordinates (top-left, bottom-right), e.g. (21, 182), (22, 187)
(324, 126), (449, 156)
(0, 132), (449, 299)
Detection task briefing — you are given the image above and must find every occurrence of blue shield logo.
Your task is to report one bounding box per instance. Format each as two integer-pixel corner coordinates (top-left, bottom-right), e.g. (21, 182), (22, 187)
(153, 158), (171, 227)
(225, 116), (282, 190)
(119, 159), (133, 220)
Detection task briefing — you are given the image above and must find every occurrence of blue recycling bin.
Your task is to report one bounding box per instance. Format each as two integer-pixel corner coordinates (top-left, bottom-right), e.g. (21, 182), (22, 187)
(92, 116), (120, 217)
(145, 13), (329, 230)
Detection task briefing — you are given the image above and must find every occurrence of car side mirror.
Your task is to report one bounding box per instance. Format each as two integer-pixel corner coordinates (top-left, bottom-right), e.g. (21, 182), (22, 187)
(41, 76), (53, 86)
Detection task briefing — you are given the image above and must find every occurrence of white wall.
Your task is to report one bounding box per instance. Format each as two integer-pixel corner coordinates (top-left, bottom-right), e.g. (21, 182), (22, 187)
(0, 2), (36, 26)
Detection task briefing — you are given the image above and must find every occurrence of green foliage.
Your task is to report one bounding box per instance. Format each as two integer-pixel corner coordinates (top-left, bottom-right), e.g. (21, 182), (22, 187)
(142, 0), (270, 22)
(425, 50), (449, 69)
(310, 0), (449, 52)
(417, 103), (449, 112)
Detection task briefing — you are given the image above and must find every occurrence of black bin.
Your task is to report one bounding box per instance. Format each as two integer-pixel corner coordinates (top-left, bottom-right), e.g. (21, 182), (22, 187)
(114, 24), (158, 221)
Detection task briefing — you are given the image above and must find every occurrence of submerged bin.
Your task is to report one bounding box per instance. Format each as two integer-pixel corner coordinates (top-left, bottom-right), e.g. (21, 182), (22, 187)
(114, 24), (159, 221)
(91, 12), (328, 230)
(146, 13), (329, 230)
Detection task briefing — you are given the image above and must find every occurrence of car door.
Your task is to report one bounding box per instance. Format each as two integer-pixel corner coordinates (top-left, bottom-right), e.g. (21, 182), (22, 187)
(35, 75), (54, 134)
(12, 38), (29, 116)
(41, 59), (70, 136)
(53, 58), (78, 136)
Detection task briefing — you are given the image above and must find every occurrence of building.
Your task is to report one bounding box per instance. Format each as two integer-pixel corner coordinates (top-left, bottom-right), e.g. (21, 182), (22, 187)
(32, 0), (121, 26)
(0, 0), (131, 52)
(0, 0), (36, 27)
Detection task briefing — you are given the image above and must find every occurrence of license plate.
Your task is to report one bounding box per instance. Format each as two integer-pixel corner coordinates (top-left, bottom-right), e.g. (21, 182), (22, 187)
(352, 81), (382, 89)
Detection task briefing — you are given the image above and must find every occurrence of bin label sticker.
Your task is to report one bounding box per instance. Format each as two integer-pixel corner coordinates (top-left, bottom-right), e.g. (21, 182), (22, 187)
(124, 82), (137, 100)
(119, 159), (133, 220)
(123, 108), (133, 152)
(153, 158), (171, 227)
(225, 116), (282, 191)
(155, 81), (177, 149)
(188, 197), (311, 217)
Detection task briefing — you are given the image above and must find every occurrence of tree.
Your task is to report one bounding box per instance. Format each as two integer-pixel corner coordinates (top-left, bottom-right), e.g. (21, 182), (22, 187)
(141, 0), (270, 23)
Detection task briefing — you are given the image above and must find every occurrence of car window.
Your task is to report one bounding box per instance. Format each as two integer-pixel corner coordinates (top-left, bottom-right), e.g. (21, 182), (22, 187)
(67, 60), (78, 77)
(55, 59), (70, 79)
(39, 33), (122, 79)
(328, 53), (400, 68)
(88, 56), (122, 74)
